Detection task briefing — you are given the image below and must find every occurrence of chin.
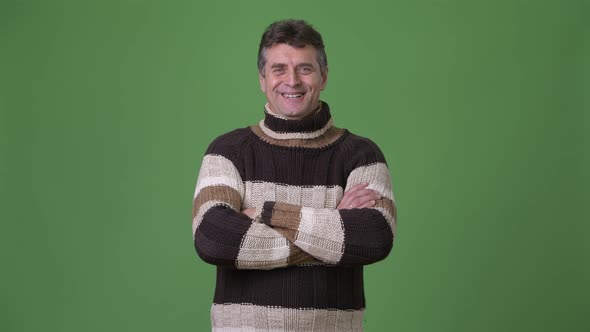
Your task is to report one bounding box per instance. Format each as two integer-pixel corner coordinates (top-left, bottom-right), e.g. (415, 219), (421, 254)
(285, 110), (309, 119)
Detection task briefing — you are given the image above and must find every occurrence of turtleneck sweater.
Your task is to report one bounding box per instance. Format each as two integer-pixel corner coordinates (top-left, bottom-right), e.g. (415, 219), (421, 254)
(192, 101), (397, 331)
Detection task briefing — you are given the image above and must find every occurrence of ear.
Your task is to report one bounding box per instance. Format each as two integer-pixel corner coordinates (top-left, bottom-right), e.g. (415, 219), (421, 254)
(320, 67), (328, 91)
(258, 71), (266, 93)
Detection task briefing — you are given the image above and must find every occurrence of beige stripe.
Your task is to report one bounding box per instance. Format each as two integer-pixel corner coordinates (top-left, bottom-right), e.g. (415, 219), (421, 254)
(250, 124), (345, 148)
(211, 303), (364, 331)
(194, 176), (243, 199)
(236, 222), (291, 270)
(345, 162), (397, 233)
(195, 154), (244, 198)
(244, 181), (343, 210)
(345, 162), (394, 201)
(295, 207), (345, 264)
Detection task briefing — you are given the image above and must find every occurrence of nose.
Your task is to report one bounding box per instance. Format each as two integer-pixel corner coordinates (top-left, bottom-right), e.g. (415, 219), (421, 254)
(286, 69), (301, 86)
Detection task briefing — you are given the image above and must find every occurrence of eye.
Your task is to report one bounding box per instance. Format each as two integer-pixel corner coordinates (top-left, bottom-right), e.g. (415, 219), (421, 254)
(272, 67), (285, 74)
(298, 66), (313, 74)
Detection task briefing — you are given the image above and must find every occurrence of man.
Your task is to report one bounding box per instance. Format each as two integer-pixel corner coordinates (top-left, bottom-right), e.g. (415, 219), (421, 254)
(192, 19), (397, 331)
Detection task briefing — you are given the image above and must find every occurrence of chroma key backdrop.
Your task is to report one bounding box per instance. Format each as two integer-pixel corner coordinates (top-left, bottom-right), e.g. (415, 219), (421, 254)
(1, 0), (588, 331)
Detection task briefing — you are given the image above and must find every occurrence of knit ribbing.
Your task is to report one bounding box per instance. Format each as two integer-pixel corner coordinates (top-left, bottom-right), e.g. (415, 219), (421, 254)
(262, 101), (331, 136)
(192, 101), (396, 331)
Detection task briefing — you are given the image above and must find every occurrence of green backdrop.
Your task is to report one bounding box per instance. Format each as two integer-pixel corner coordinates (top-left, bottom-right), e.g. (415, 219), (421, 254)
(1, 0), (588, 331)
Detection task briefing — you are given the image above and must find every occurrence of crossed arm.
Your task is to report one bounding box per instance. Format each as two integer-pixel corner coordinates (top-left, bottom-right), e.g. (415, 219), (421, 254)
(192, 154), (396, 269)
(242, 182), (380, 217)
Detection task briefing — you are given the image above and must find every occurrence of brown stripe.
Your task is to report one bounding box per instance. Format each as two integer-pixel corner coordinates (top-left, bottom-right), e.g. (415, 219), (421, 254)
(250, 124), (345, 148)
(269, 202), (303, 229)
(274, 226), (298, 243)
(374, 197), (397, 222)
(192, 185), (242, 218)
(286, 242), (317, 265)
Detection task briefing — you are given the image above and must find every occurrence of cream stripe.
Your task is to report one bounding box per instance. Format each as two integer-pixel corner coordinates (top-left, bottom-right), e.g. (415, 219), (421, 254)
(236, 222), (291, 270)
(259, 118), (334, 140)
(295, 207), (345, 264)
(211, 303), (364, 331)
(244, 181), (343, 209)
(345, 162), (395, 201)
(194, 176), (243, 198)
(195, 154), (244, 198)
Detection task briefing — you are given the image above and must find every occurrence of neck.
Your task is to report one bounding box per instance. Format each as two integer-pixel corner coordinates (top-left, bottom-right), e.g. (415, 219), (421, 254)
(250, 100), (346, 148)
(260, 100), (333, 140)
(264, 102), (322, 121)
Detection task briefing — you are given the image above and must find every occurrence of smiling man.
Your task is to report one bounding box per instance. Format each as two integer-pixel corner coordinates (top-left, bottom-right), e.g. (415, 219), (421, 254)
(192, 19), (397, 331)
(259, 42), (327, 119)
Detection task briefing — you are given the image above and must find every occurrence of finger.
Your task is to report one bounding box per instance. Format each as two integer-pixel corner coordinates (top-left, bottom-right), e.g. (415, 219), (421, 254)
(342, 189), (373, 203)
(357, 200), (376, 209)
(342, 189), (377, 208)
(355, 189), (381, 197)
(241, 208), (256, 218)
(339, 185), (364, 208)
(338, 183), (372, 209)
(346, 190), (381, 207)
(345, 182), (369, 195)
(338, 192), (359, 209)
(351, 193), (382, 207)
(337, 197), (354, 209)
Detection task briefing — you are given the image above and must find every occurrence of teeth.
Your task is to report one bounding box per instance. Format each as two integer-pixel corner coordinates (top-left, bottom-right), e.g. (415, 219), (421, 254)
(282, 93), (303, 98)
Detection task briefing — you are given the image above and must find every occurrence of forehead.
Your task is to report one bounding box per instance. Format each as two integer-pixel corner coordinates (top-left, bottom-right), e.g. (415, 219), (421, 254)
(265, 43), (319, 67)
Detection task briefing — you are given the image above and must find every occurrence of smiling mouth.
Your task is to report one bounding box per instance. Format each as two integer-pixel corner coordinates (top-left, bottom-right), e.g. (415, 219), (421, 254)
(280, 92), (306, 99)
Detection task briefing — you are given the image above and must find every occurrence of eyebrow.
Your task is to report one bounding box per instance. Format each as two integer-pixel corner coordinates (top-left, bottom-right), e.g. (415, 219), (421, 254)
(270, 63), (315, 69)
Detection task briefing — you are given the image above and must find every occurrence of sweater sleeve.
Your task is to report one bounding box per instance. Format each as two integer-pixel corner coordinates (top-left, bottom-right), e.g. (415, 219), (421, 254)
(192, 146), (317, 270)
(259, 148), (397, 266)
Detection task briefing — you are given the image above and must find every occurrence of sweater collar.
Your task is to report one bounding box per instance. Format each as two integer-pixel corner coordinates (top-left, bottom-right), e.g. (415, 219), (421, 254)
(259, 100), (334, 140)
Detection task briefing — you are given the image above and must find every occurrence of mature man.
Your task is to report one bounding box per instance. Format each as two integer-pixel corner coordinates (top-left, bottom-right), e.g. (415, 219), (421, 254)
(192, 19), (397, 331)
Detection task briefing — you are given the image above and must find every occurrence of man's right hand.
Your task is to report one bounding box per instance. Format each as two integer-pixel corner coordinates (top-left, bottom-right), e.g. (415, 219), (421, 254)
(337, 182), (381, 210)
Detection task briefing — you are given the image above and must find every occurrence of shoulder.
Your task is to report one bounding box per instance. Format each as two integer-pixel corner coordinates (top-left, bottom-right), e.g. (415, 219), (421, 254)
(205, 127), (252, 156)
(202, 127), (253, 170)
(338, 130), (388, 169)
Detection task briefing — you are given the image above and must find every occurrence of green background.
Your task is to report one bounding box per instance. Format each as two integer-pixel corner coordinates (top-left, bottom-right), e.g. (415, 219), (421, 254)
(1, 0), (588, 331)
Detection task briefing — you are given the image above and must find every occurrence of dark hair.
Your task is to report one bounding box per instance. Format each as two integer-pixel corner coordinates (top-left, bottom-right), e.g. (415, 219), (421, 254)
(257, 19), (328, 76)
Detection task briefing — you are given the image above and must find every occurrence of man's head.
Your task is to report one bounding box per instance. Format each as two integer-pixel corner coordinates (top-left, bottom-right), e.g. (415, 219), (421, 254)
(258, 19), (328, 119)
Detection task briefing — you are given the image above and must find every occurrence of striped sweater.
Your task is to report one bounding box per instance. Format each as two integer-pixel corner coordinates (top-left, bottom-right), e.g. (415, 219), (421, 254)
(192, 101), (397, 331)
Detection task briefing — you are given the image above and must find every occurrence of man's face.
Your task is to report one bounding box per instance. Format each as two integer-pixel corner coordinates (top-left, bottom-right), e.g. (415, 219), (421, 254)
(259, 43), (328, 119)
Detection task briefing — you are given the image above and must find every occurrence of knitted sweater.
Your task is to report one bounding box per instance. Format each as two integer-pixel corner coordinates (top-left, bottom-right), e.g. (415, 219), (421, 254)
(192, 101), (397, 332)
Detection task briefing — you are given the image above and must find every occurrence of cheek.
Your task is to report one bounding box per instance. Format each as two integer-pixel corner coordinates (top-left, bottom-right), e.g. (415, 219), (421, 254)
(266, 79), (276, 89)
(309, 78), (324, 91)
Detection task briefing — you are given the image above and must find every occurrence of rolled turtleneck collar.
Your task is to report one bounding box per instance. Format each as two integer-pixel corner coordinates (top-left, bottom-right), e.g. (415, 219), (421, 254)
(259, 100), (334, 140)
